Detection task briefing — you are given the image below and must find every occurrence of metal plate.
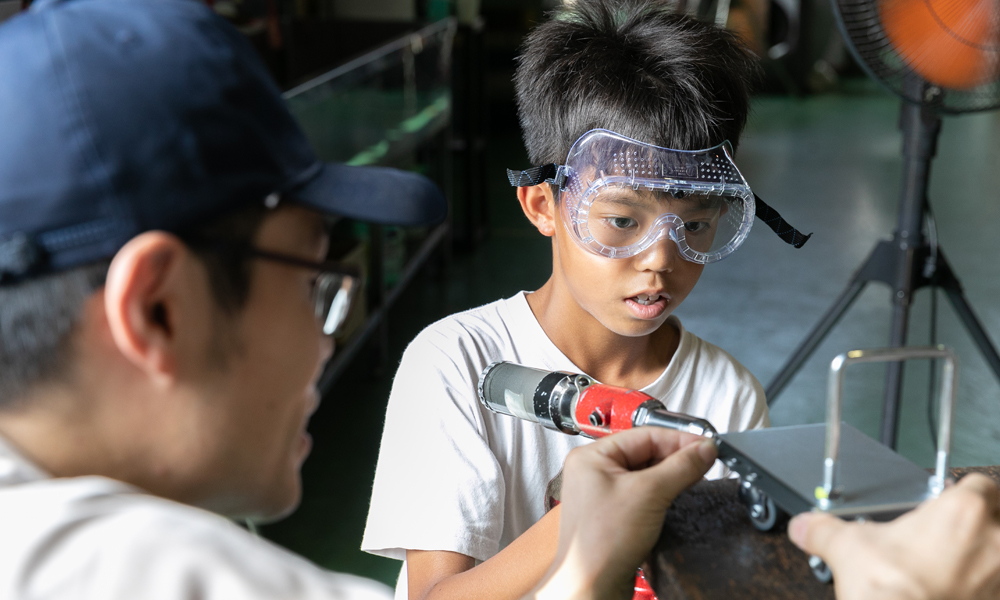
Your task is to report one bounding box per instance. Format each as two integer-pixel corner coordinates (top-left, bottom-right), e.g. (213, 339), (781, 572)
(719, 423), (934, 518)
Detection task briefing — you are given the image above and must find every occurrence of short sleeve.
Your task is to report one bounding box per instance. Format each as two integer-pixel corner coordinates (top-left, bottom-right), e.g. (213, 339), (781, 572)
(362, 327), (505, 563)
(736, 374), (769, 431)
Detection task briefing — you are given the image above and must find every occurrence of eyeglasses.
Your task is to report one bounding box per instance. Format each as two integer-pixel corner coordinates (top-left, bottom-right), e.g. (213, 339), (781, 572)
(243, 247), (361, 337)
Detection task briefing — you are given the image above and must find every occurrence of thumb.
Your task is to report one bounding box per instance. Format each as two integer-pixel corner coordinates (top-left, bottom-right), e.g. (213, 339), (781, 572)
(789, 512), (847, 557)
(642, 439), (717, 504)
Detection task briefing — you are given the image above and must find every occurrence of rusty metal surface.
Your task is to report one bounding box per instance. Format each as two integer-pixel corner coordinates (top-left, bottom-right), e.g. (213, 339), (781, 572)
(649, 467), (1000, 599)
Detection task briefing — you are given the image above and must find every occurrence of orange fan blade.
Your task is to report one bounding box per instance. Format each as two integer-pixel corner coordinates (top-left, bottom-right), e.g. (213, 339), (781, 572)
(880, 0), (1000, 90)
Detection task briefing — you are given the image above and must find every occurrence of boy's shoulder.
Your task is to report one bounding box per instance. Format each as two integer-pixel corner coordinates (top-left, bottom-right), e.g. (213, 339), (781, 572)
(675, 323), (758, 384)
(405, 292), (534, 359)
(394, 292), (574, 403)
(665, 320), (768, 430)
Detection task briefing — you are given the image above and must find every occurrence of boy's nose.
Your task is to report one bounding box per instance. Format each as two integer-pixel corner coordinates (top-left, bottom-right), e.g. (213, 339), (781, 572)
(633, 236), (678, 273)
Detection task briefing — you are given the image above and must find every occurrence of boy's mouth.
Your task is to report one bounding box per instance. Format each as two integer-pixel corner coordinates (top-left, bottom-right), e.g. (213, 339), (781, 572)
(624, 293), (670, 320)
(632, 293), (661, 306)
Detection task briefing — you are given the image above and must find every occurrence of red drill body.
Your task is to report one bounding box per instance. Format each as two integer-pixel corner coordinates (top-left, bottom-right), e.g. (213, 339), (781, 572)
(573, 383), (658, 438)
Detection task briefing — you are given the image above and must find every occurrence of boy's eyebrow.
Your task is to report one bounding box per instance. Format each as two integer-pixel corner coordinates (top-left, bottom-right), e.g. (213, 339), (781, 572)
(598, 190), (724, 211)
(597, 193), (652, 208)
(686, 195), (723, 211)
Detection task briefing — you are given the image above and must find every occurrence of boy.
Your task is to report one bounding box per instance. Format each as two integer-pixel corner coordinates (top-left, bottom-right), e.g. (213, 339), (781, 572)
(362, 1), (810, 599)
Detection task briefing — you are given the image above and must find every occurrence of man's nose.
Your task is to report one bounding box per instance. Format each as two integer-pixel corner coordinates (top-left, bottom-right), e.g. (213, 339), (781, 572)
(319, 335), (335, 365)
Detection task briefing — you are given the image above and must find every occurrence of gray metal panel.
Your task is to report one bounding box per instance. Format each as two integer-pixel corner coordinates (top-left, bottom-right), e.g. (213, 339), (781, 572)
(720, 423), (934, 517)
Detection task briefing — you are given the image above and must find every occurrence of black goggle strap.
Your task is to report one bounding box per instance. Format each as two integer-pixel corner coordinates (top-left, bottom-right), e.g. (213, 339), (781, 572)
(754, 194), (812, 248)
(507, 164), (566, 188)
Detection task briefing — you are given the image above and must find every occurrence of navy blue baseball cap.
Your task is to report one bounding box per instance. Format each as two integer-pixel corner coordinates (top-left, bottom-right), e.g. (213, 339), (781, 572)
(0, 0), (446, 281)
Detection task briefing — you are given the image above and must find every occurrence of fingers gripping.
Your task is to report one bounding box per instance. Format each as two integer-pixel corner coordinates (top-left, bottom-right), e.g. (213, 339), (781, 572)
(954, 474), (1000, 518)
(789, 512), (849, 559)
(571, 429), (715, 505)
(645, 440), (716, 502)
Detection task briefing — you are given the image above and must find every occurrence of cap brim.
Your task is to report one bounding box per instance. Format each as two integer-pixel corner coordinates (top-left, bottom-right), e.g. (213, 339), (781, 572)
(289, 162), (447, 227)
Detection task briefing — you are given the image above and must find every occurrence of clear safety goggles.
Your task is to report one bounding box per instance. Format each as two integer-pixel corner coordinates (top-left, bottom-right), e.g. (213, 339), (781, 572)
(508, 129), (810, 264)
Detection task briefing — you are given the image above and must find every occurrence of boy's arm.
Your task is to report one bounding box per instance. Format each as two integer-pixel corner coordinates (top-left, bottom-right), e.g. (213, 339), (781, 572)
(363, 330), (509, 568)
(407, 506), (560, 600)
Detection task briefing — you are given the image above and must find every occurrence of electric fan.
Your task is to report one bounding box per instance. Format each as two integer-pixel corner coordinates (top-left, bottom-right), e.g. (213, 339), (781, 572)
(766, 0), (1000, 449)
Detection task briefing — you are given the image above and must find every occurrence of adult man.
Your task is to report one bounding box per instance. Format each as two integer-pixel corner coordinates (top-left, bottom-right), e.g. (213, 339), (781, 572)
(1, 0), (999, 599)
(0, 0), (715, 597)
(0, 0), (441, 596)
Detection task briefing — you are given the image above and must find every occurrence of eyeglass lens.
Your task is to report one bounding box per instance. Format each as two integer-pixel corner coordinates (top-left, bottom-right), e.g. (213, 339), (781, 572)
(315, 273), (357, 336)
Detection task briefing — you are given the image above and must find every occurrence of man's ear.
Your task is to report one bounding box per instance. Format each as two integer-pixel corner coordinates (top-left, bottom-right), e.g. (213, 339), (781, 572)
(103, 232), (193, 386)
(517, 184), (557, 237)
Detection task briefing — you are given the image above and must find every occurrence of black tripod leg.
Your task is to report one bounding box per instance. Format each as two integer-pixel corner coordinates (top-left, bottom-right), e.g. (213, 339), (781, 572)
(766, 278), (868, 403)
(880, 92), (940, 448)
(881, 294), (912, 448)
(936, 259), (1000, 383)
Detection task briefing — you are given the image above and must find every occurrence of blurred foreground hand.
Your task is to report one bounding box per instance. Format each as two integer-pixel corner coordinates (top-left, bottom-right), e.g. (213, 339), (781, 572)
(790, 473), (1000, 600)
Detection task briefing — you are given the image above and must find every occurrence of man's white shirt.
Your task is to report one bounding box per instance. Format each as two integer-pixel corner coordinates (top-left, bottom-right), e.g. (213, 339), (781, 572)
(0, 435), (391, 599)
(362, 292), (768, 598)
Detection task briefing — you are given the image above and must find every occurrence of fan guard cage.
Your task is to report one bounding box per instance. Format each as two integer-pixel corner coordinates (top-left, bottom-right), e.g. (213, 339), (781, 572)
(834, 0), (1000, 114)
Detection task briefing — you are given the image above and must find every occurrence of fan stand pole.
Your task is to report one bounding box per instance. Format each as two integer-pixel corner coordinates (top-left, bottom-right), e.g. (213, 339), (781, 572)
(765, 78), (1000, 449)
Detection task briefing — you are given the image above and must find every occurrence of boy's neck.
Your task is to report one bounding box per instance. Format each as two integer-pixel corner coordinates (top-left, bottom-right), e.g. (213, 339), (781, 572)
(525, 281), (679, 390)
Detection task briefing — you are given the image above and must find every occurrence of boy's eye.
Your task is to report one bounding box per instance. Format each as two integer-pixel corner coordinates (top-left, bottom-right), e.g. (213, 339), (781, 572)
(608, 217), (637, 229)
(684, 221), (710, 233)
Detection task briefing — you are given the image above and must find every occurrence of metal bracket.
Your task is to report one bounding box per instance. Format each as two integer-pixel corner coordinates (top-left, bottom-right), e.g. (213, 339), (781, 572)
(821, 346), (958, 505)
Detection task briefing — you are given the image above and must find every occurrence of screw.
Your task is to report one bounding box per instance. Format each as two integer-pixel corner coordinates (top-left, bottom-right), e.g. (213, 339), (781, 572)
(750, 505), (765, 519)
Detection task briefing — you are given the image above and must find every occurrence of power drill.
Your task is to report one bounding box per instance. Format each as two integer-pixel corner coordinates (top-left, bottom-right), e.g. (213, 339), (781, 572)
(477, 361), (718, 440)
(477, 361), (718, 600)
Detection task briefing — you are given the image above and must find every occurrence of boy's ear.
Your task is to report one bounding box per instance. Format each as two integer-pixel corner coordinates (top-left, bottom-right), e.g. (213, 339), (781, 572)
(517, 184), (557, 237)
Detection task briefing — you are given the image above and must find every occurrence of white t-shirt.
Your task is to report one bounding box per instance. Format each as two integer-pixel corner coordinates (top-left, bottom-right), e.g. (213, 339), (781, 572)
(362, 292), (767, 598)
(0, 435), (391, 600)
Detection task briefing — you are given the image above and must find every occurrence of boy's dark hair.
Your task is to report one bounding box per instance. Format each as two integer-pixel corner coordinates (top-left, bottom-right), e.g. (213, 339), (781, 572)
(514, 0), (759, 166)
(0, 206), (269, 408)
